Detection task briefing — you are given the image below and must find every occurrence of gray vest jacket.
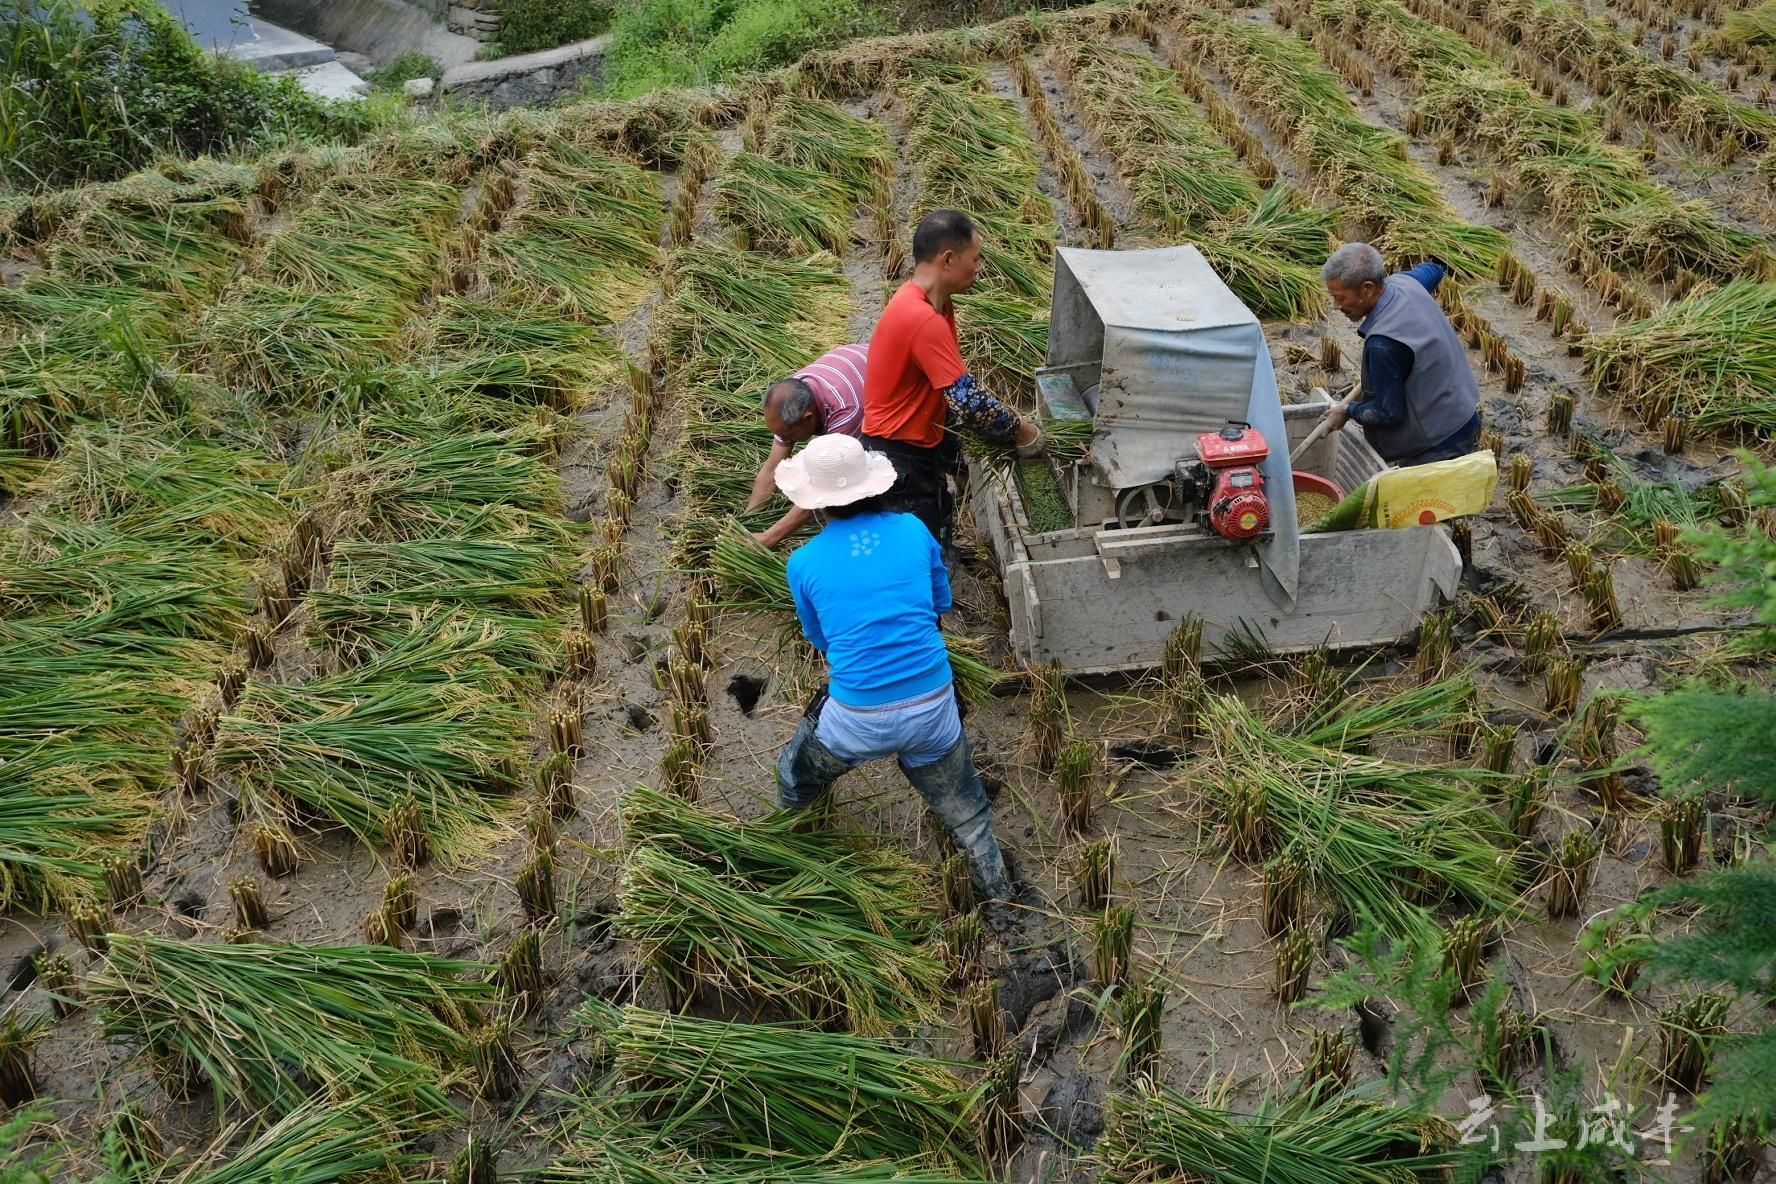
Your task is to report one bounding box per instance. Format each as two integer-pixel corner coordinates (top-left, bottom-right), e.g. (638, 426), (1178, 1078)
(1358, 274), (1480, 462)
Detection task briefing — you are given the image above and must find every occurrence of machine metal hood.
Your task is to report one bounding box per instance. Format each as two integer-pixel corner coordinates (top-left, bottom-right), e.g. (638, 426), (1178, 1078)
(1047, 245), (1301, 604)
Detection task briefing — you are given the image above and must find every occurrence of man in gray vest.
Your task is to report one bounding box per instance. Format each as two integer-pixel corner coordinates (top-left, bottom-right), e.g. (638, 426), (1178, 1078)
(1319, 242), (1481, 466)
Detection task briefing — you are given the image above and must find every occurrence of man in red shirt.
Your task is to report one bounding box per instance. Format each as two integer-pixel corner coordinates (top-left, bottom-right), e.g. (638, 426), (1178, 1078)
(862, 209), (1043, 548)
(745, 342), (868, 548)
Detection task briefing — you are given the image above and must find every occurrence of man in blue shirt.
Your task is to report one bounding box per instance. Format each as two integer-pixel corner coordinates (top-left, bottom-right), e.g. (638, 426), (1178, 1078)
(771, 433), (1013, 901)
(1320, 242), (1482, 466)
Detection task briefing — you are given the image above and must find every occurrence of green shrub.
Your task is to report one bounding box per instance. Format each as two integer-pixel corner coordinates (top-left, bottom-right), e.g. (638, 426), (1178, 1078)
(0, 0), (366, 190)
(498, 0), (612, 55)
(600, 0), (890, 97)
(366, 51), (441, 92)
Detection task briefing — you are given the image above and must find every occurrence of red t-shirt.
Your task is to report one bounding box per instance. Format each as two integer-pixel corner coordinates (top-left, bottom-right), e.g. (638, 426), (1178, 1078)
(862, 281), (968, 448)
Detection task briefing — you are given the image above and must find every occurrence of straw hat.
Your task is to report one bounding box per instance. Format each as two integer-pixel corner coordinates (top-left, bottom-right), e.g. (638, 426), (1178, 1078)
(774, 434), (897, 510)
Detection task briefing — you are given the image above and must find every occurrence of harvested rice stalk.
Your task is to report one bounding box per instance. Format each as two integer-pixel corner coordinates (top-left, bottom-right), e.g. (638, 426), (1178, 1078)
(1095, 1076), (1460, 1182)
(617, 787), (945, 1033)
(1302, 1028), (1356, 1090)
(966, 979), (1006, 1060)
(91, 935), (495, 1118)
(580, 1000), (983, 1171)
(1262, 851), (1307, 938)
(1056, 740), (1097, 835)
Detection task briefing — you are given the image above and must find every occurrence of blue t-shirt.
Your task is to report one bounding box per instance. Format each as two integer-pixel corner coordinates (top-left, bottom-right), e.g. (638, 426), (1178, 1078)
(786, 509), (953, 706)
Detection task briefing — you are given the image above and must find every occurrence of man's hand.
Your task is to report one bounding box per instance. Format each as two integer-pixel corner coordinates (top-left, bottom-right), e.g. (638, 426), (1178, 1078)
(1013, 417), (1045, 459)
(1323, 399), (1351, 433)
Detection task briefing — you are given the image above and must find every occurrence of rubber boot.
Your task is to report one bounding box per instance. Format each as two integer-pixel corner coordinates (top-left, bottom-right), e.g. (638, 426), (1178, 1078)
(775, 713), (853, 810)
(900, 734), (1013, 900)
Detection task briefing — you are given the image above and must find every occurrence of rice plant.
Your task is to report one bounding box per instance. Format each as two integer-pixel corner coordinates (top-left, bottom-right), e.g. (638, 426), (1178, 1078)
(91, 934), (496, 1118)
(1095, 1078), (1460, 1182)
(1546, 828), (1601, 919)
(617, 787), (945, 1033)
(212, 619), (527, 865)
(151, 1088), (422, 1183)
(580, 999), (984, 1171)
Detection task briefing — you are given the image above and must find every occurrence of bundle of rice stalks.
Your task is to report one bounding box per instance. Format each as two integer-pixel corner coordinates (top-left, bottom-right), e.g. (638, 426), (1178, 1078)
(0, 723), (158, 912)
(315, 521), (575, 620)
(714, 152), (856, 257)
(480, 210), (659, 324)
(954, 290), (1048, 399)
(417, 296), (622, 412)
(662, 241), (851, 386)
(0, 519), (252, 643)
(259, 175), (459, 298)
(709, 521), (1001, 704)
(202, 282), (409, 403)
(154, 1087), (421, 1183)
(1586, 281), (1776, 437)
(617, 787), (945, 1032)
(317, 422), (563, 540)
(212, 619), (527, 864)
(1095, 1079), (1460, 1183)
(46, 185), (251, 306)
(763, 94), (892, 204)
(91, 934), (495, 1118)
(580, 1000), (983, 1171)
(1200, 692), (1516, 941)
(26, 427), (289, 555)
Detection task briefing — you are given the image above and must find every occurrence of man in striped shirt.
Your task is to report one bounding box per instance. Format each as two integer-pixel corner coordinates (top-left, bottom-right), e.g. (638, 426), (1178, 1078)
(745, 343), (869, 548)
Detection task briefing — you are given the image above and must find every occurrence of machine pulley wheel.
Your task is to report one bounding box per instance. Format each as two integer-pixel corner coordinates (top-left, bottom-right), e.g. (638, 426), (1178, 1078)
(1114, 481), (1178, 530)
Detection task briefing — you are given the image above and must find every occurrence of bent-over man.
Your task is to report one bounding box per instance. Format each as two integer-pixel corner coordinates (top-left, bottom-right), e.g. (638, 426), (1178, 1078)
(744, 343), (868, 548)
(1320, 242), (1482, 467)
(862, 209), (1043, 550)
(771, 433), (1014, 901)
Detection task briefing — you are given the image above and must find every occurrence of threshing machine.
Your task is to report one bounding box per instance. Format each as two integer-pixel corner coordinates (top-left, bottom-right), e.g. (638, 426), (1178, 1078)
(971, 245), (1461, 674)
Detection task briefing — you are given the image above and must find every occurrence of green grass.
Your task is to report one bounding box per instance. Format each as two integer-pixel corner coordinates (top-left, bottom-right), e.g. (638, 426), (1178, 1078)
(597, 0), (890, 98)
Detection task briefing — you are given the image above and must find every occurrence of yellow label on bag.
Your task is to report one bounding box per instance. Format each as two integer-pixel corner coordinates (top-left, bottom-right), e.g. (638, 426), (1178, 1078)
(1371, 451), (1499, 528)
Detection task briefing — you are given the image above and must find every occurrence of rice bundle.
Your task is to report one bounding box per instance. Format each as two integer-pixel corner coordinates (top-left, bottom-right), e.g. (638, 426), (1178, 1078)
(1586, 281), (1776, 436)
(418, 296), (622, 412)
(763, 94), (893, 203)
(618, 787), (945, 1032)
(1200, 689), (1517, 940)
(1096, 1079), (1459, 1182)
(580, 1000), (983, 1171)
(91, 935), (495, 1118)
(212, 619), (527, 863)
(713, 151), (856, 257)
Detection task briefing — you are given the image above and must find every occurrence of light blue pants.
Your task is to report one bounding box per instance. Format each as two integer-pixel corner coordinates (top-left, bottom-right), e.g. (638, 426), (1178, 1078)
(814, 684), (962, 768)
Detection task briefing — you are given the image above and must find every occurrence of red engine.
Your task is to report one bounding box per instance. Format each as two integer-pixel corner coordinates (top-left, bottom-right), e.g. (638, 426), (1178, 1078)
(1194, 424), (1270, 540)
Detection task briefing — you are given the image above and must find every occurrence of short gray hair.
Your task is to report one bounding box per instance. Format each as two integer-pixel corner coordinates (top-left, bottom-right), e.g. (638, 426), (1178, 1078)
(764, 377), (815, 424)
(1321, 242), (1387, 288)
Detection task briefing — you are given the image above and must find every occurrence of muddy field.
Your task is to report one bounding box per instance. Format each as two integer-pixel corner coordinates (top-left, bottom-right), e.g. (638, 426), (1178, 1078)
(0, 0), (1771, 1179)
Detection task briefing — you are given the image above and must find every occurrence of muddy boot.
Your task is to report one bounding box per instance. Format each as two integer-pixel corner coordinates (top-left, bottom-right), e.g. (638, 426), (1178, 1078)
(775, 713), (852, 810)
(901, 735), (1013, 900)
